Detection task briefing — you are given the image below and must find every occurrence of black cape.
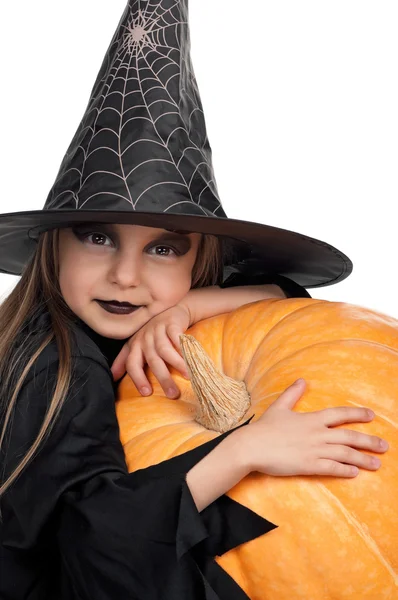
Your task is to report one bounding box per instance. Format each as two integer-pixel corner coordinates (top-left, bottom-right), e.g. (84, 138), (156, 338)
(0, 276), (310, 599)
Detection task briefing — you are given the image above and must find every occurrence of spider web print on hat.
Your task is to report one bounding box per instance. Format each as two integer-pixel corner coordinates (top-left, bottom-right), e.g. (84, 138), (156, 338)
(45, 0), (225, 218)
(0, 0), (353, 284)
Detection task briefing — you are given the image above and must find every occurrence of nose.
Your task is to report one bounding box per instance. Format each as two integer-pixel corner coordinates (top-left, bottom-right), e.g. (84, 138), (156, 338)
(109, 251), (141, 289)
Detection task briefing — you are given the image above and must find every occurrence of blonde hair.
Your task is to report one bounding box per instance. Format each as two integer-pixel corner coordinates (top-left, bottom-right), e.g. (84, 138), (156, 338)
(0, 228), (222, 497)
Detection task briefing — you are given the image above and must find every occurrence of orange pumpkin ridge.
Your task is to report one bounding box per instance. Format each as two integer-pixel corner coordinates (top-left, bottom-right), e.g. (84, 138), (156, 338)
(116, 298), (398, 599)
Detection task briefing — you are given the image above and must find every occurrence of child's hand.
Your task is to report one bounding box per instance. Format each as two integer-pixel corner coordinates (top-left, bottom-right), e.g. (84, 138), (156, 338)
(241, 379), (389, 477)
(111, 306), (190, 398)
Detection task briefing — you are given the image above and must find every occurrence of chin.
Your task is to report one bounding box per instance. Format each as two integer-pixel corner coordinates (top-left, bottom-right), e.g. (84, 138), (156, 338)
(96, 323), (137, 340)
(82, 316), (136, 340)
(83, 303), (148, 339)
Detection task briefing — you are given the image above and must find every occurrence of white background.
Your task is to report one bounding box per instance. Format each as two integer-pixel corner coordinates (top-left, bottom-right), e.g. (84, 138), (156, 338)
(0, 1), (397, 316)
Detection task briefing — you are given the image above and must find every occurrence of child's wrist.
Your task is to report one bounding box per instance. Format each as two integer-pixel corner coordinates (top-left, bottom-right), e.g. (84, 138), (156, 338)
(226, 427), (256, 476)
(176, 299), (194, 328)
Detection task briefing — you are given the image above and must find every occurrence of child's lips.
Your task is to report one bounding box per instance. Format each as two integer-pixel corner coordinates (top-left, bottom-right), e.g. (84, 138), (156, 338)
(95, 300), (142, 315)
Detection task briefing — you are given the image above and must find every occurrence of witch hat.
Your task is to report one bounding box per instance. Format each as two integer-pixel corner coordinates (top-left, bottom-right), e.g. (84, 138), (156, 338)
(0, 0), (352, 287)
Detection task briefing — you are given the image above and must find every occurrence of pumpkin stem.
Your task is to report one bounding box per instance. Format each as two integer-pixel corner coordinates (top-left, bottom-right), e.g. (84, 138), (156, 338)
(179, 334), (251, 433)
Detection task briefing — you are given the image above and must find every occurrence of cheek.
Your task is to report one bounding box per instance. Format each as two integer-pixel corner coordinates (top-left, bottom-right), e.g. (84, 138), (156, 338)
(59, 253), (99, 306)
(59, 260), (80, 306)
(151, 265), (193, 304)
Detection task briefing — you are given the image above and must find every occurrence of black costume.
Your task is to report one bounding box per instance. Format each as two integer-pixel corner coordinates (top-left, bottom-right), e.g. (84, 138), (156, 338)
(1, 277), (310, 600)
(0, 1), (351, 597)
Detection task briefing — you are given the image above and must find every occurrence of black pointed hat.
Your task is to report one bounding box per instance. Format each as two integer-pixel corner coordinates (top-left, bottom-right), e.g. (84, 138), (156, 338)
(0, 0), (352, 287)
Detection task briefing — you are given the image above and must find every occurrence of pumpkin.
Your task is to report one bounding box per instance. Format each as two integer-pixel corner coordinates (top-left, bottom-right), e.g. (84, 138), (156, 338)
(115, 298), (398, 599)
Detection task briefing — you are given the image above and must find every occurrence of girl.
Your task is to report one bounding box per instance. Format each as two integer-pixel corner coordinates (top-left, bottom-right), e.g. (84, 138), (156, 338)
(0, 222), (388, 600)
(0, 1), (388, 598)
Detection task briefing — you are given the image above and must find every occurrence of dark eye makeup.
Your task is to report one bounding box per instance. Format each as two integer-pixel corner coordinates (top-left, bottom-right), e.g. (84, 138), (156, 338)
(71, 224), (192, 256)
(72, 226), (114, 247)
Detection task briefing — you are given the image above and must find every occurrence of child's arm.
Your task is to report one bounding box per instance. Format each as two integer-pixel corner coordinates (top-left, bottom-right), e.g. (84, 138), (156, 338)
(187, 379), (387, 511)
(111, 285), (286, 394)
(178, 284), (286, 328)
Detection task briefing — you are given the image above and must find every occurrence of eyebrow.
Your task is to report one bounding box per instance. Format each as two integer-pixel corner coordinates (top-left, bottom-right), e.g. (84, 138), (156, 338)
(73, 223), (193, 245)
(153, 232), (192, 243)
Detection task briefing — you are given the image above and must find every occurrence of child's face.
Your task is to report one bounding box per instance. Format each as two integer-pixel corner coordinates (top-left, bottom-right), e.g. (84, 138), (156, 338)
(58, 223), (201, 339)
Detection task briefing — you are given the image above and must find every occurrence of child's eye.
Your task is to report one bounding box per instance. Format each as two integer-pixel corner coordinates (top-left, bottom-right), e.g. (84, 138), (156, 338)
(85, 232), (113, 247)
(148, 245), (178, 257)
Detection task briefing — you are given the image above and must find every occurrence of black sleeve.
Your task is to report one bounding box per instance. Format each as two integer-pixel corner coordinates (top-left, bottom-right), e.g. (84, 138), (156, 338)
(221, 269), (312, 299)
(1, 359), (275, 600)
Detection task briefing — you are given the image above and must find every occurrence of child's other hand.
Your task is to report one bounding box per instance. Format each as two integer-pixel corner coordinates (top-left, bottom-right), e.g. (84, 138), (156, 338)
(240, 379), (389, 477)
(111, 306), (190, 398)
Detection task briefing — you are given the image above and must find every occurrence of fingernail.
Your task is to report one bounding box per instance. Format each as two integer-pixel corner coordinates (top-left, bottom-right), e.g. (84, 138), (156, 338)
(141, 387), (151, 396)
(294, 378), (304, 385)
(379, 439), (388, 450)
(367, 410), (375, 419)
(167, 388), (178, 398)
(351, 466), (359, 476)
(371, 457), (381, 468)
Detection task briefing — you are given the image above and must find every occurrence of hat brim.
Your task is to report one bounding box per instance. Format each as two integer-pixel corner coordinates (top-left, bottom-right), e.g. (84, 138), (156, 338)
(0, 209), (352, 287)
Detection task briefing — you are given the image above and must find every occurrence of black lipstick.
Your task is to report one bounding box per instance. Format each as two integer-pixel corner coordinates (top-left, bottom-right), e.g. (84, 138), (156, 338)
(96, 300), (141, 315)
